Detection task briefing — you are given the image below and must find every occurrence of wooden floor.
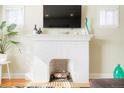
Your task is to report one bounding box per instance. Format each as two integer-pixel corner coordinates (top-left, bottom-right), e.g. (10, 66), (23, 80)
(0, 79), (90, 88)
(0, 79), (30, 87)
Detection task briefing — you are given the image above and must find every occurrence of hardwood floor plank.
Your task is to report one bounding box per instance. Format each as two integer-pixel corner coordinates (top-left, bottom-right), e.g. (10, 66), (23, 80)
(0, 79), (30, 87)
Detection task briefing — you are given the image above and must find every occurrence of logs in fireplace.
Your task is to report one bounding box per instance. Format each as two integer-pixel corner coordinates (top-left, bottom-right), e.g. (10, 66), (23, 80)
(50, 71), (72, 82)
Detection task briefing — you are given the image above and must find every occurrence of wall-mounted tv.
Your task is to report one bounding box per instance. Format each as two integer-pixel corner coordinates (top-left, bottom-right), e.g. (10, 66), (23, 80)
(43, 5), (81, 28)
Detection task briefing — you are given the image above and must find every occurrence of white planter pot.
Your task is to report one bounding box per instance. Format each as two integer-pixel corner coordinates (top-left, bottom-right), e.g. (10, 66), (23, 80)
(0, 54), (7, 64)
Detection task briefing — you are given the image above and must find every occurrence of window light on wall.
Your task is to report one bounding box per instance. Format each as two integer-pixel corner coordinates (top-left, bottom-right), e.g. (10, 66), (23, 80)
(2, 6), (24, 26)
(99, 8), (119, 28)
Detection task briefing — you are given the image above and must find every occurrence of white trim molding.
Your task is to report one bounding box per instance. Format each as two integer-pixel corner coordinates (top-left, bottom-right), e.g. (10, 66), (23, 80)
(96, 6), (119, 29)
(90, 73), (113, 79)
(2, 5), (25, 27)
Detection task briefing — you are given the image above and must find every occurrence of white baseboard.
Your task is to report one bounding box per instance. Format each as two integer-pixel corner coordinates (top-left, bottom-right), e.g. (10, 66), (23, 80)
(2, 73), (113, 79)
(2, 73), (25, 79)
(90, 73), (113, 79)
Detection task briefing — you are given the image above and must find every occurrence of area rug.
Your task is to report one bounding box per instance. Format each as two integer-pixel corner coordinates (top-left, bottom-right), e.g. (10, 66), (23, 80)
(25, 79), (72, 88)
(90, 79), (124, 88)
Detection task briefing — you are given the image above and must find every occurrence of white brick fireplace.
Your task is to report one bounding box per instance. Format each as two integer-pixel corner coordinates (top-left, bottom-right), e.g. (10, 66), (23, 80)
(25, 34), (92, 83)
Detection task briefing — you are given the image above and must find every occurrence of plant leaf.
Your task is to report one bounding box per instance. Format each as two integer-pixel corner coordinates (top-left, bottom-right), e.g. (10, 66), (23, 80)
(6, 31), (18, 36)
(10, 40), (19, 45)
(7, 24), (16, 32)
(9, 40), (21, 54)
(0, 21), (6, 30)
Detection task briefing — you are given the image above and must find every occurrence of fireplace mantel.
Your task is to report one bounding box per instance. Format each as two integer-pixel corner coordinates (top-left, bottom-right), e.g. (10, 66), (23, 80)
(27, 34), (93, 41)
(24, 34), (93, 83)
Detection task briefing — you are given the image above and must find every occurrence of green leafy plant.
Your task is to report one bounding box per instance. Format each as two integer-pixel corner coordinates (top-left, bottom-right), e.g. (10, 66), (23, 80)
(0, 21), (20, 54)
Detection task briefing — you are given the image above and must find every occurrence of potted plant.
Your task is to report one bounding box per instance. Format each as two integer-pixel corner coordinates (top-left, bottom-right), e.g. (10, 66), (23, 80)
(0, 21), (19, 64)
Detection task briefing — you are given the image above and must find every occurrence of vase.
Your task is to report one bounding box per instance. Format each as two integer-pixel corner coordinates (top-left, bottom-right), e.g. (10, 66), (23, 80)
(0, 54), (7, 64)
(113, 64), (124, 78)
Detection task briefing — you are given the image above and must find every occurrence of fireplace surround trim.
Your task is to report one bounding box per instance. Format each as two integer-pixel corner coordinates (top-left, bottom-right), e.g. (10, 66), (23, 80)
(24, 34), (93, 83)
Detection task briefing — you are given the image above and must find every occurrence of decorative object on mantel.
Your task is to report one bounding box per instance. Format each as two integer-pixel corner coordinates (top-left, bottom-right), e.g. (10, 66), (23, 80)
(33, 24), (42, 34)
(37, 27), (42, 34)
(33, 24), (38, 34)
(85, 16), (90, 34)
(0, 21), (20, 64)
(113, 64), (124, 78)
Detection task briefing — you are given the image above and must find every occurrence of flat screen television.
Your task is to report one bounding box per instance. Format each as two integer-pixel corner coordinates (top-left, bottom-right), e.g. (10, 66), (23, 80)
(43, 5), (81, 28)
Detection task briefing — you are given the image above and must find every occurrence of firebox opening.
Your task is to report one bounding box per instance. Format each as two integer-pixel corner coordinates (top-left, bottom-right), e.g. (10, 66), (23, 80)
(49, 59), (73, 82)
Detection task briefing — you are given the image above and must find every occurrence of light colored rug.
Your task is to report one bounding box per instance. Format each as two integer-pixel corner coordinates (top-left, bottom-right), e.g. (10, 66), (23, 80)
(25, 79), (72, 88)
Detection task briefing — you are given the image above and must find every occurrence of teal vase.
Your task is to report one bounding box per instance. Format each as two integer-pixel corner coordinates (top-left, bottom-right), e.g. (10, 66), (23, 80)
(85, 16), (89, 33)
(113, 64), (124, 78)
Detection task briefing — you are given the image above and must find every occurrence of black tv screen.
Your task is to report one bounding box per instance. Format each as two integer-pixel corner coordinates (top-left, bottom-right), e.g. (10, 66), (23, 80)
(43, 5), (81, 28)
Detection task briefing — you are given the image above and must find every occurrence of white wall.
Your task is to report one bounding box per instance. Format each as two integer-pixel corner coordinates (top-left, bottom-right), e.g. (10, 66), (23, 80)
(0, 6), (44, 75)
(24, 6), (43, 34)
(0, 6), (2, 22)
(87, 6), (124, 77)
